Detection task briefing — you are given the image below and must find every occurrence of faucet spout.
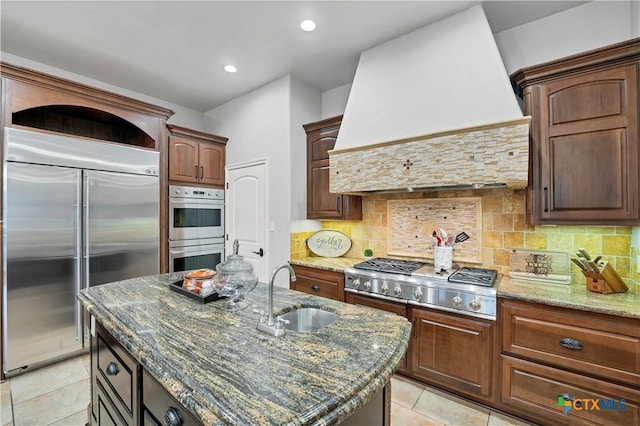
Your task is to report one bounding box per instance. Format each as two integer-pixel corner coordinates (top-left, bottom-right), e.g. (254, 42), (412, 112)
(266, 263), (296, 327)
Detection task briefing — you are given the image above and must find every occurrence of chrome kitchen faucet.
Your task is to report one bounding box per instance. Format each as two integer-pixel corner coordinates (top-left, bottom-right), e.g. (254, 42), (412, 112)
(256, 264), (297, 337)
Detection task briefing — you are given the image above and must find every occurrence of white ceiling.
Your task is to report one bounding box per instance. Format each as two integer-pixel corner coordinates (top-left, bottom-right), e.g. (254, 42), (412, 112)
(1, 1), (588, 112)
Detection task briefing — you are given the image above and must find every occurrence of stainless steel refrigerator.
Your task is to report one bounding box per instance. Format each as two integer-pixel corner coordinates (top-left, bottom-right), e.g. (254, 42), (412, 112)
(2, 128), (160, 377)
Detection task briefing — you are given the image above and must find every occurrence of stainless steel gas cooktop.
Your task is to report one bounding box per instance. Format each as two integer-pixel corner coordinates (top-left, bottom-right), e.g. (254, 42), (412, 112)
(345, 257), (500, 320)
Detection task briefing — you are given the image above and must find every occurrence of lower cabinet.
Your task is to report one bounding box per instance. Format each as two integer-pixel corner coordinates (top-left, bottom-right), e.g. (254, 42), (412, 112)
(91, 321), (139, 425)
(499, 298), (640, 426)
(501, 355), (639, 426)
(290, 264), (344, 301)
(408, 307), (496, 404)
(142, 370), (199, 426)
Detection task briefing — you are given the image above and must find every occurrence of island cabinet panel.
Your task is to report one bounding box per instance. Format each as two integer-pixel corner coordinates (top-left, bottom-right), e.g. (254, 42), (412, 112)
(511, 38), (640, 224)
(92, 320), (140, 426)
(142, 370), (199, 426)
(303, 115), (362, 220)
(345, 292), (409, 373)
(167, 125), (227, 188)
(290, 264), (345, 301)
(498, 298), (640, 425)
(408, 307), (496, 404)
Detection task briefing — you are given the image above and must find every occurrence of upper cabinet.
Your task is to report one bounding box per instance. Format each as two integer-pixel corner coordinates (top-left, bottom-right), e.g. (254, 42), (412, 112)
(167, 125), (227, 187)
(303, 115), (362, 220)
(1, 62), (173, 149)
(511, 38), (640, 225)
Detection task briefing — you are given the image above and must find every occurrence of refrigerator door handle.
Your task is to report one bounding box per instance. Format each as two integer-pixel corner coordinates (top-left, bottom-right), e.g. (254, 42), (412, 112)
(75, 172), (84, 345)
(82, 171), (90, 290)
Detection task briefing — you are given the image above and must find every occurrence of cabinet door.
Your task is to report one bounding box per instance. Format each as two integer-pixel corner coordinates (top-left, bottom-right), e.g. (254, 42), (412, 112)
(168, 136), (198, 183)
(538, 64), (639, 222)
(309, 161), (345, 219)
(198, 142), (225, 186)
(409, 308), (494, 401)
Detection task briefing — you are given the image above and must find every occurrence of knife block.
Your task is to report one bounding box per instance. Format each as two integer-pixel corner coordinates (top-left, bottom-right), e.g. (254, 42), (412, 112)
(582, 261), (628, 294)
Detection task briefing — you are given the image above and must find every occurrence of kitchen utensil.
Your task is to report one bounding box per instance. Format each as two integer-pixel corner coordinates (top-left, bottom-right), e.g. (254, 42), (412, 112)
(445, 235), (454, 247)
(593, 255), (603, 264)
(454, 232), (470, 244)
(578, 248), (591, 261)
(583, 261), (628, 294)
(571, 257), (587, 271)
(587, 261), (600, 273)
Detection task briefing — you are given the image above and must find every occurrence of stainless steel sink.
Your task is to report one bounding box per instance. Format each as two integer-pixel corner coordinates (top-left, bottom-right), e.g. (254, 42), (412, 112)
(278, 308), (339, 333)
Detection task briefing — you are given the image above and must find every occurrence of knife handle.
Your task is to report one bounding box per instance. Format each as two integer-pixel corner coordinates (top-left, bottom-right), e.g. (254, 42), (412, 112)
(571, 258), (587, 271)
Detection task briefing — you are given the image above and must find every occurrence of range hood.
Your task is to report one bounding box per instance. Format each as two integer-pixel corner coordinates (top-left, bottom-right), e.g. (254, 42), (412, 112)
(329, 5), (530, 194)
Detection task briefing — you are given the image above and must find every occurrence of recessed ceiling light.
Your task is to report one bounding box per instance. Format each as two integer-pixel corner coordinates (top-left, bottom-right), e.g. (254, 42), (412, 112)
(300, 20), (316, 32)
(224, 65), (237, 73)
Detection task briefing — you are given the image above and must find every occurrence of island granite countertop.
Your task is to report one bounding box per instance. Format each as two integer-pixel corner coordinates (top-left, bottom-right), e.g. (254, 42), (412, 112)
(77, 272), (411, 425)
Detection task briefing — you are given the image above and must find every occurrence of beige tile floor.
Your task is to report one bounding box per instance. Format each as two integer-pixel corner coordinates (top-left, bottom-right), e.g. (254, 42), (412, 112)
(1, 355), (532, 426)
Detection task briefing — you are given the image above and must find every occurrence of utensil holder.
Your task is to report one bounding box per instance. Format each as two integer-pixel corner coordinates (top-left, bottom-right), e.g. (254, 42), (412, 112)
(434, 246), (453, 271)
(581, 261), (628, 294)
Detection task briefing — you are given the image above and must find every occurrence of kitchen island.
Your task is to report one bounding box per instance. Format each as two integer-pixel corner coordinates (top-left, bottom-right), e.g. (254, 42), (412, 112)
(77, 272), (411, 425)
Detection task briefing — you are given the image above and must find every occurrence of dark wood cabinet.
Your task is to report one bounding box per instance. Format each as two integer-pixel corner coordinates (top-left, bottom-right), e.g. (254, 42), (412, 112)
(91, 320), (140, 425)
(511, 38), (640, 224)
(168, 125), (227, 187)
(290, 264), (345, 301)
(498, 298), (640, 425)
(303, 116), (362, 220)
(408, 307), (496, 404)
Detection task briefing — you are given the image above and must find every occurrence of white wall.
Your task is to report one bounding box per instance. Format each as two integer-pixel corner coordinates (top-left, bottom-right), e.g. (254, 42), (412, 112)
(290, 78), (321, 221)
(1, 52), (211, 130)
(322, 83), (351, 119)
(204, 76), (293, 286)
(495, 1), (638, 74)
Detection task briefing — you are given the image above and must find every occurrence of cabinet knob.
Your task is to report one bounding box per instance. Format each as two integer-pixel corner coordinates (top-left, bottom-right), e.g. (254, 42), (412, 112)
(164, 407), (183, 426)
(106, 362), (119, 376)
(311, 285), (320, 292)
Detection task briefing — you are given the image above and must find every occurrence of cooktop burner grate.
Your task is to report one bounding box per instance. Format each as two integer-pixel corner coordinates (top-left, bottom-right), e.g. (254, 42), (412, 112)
(353, 257), (426, 276)
(448, 267), (497, 287)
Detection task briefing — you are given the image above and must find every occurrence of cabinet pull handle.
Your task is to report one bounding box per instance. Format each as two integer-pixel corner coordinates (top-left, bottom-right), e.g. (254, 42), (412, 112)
(106, 362), (119, 376)
(164, 407), (183, 426)
(200, 166), (204, 179)
(311, 285), (320, 292)
(413, 317), (417, 339)
(336, 195), (342, 212)
(559, 337), (583, 350)
(543, 187), (549, 213)
(195, 165), (199, 179)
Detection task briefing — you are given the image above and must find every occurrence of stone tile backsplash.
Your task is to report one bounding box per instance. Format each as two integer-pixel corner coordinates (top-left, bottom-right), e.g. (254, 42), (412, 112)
(291, 189), (638, 293)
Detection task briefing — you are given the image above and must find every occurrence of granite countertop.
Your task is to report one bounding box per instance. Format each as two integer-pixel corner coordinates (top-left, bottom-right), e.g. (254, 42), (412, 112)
(498, 276), (640, 320)
(77, 272), (411, 425)
(289, 256), (362, 273)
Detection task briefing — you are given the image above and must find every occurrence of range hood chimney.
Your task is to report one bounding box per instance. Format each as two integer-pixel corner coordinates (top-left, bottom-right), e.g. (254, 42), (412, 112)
(330, 5), (530, 194)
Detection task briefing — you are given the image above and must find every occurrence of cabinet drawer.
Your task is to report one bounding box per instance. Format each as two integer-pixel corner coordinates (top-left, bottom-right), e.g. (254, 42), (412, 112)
(143, 370), (200, 425)
(97, 332), (136, 416)
(501, 355), (639, 426)
(290, 265), (344, 301)
(501, 299), (640, 386)
(95, 378), (128, 426)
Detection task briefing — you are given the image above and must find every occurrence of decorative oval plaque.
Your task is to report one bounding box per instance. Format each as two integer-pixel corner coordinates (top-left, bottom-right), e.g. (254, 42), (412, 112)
(306, 230), (352, 258)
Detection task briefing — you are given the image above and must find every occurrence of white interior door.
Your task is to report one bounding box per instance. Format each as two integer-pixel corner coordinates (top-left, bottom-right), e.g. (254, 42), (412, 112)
(225, 160), (268, 282)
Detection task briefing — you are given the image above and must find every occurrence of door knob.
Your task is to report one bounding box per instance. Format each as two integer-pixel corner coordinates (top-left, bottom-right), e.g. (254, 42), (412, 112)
(252, 248), (264, 257)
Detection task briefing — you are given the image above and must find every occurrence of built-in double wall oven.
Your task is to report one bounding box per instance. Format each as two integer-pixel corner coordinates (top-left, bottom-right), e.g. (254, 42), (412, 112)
(168, 185), (225, 272)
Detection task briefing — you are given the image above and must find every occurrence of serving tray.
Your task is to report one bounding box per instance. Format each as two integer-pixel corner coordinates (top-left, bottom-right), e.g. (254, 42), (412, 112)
(169, 280), (227, 304)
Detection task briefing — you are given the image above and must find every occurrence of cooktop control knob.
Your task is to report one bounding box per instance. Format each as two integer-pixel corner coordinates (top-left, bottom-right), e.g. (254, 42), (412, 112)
(470, 298), (481, 311)
(380, 283), (389, 294)
(393, 286), (403, 297)
(352, 278), (360, 289)
(413, 289), (423, 301)
(363, 280), (372, 291)
(452, 296), (463, 308)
